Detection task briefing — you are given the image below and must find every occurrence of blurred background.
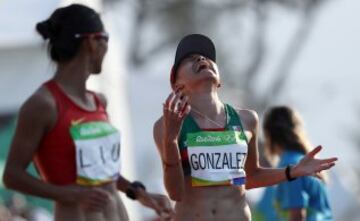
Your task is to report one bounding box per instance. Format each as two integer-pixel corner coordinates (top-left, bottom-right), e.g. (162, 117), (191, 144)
(0, 0), (359, 220)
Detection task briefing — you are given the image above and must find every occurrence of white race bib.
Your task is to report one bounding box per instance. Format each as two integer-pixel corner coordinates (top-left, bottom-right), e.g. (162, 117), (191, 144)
(187, 130), (248, 187)
(70, 121), (121, 186)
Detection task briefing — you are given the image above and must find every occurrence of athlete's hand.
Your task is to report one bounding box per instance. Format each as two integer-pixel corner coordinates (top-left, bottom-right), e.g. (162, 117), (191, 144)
(137, 189), (174, 220)
(163, 88), (191, 141)
(63, 186), (111, 212)
(79, 187), (111, 211)
(292, 145), (338, 178)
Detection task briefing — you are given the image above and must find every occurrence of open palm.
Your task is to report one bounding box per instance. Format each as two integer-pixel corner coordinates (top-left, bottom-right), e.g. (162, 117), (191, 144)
(294, 145), (338, 177)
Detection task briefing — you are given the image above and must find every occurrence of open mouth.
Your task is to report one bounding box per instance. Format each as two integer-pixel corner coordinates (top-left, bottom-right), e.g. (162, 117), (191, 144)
(196, 62), (212, 73)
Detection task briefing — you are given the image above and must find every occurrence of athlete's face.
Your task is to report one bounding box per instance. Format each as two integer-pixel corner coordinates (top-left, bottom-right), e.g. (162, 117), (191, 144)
(88, 31), (109, 74)
(174, 54), (220, 90)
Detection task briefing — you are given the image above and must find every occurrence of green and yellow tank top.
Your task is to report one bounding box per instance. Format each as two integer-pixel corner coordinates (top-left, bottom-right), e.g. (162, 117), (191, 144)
(178, 104), (249, 187)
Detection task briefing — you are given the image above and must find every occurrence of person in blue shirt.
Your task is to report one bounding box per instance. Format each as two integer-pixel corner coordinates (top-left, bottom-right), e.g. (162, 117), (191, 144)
(262, 106), (333, 221)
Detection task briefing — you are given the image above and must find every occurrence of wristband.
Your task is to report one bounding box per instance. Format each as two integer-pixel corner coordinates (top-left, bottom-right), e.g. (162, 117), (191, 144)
(125, 181), (146, 200)
(285, 165), (296, 182)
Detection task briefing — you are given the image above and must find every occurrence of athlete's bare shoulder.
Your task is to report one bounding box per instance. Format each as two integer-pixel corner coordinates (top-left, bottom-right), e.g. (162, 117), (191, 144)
(234, 108), (259, 132)
(24, 86), (56, 112)
(19, 85), (57, 131)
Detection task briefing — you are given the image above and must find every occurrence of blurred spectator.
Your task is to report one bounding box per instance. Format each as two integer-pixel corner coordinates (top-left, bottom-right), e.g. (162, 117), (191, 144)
(0, 193), (52, 221)
(0, 204), (12, 221)
(257, 106), (333, 221)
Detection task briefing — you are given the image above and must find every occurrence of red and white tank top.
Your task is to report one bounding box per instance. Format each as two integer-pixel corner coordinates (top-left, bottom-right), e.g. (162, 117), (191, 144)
(34, 80), (121, 186)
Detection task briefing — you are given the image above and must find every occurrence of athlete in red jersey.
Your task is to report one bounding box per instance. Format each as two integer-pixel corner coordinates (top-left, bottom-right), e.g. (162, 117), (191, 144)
(3, 4), (173, 221)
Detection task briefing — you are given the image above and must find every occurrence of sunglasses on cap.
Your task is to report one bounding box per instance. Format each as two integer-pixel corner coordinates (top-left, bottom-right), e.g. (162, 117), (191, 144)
(74, 31), (109, 42)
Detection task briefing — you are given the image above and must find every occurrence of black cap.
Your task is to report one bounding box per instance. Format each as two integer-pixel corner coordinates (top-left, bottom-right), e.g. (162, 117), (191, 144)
(171, 34), (216, 84)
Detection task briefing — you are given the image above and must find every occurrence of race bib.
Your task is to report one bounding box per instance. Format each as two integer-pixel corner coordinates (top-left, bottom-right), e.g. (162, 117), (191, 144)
(187, 130), (248, 187)
(70, 121), (121, 186)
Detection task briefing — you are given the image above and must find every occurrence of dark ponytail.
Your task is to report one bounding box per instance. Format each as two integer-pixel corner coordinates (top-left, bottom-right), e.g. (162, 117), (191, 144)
(36, 4), (104, 62)
(36, 20), (55, 40)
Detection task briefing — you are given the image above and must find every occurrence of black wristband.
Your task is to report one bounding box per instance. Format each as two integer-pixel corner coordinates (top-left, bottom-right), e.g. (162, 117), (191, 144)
(285, 165), (296, 182)
(132, 181), (146, 191)
(125, 181), (146, 200)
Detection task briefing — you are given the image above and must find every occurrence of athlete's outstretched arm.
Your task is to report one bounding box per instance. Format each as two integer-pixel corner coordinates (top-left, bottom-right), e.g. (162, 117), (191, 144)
(3, 89), (110, 211)
(240, 110), (337, 189)
(116, 175), (174, 219)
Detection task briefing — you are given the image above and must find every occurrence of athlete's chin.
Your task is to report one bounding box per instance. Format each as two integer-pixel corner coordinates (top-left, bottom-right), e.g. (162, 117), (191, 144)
(199, 73), (219, 83)
(91, 68), (102, 75)
(194, 78), (219, 88)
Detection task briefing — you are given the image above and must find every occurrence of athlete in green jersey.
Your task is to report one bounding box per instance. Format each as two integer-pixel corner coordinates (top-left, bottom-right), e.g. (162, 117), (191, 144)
(153, 34), (338, 221)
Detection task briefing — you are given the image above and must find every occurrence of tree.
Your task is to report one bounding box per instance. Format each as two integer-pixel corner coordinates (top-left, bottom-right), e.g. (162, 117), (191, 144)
(104, 0), (328, 111)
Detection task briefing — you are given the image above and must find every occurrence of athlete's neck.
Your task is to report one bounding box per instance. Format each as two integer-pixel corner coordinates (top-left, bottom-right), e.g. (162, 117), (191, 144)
(188, 91), (224, 120)
(53, 57), (91, 101)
